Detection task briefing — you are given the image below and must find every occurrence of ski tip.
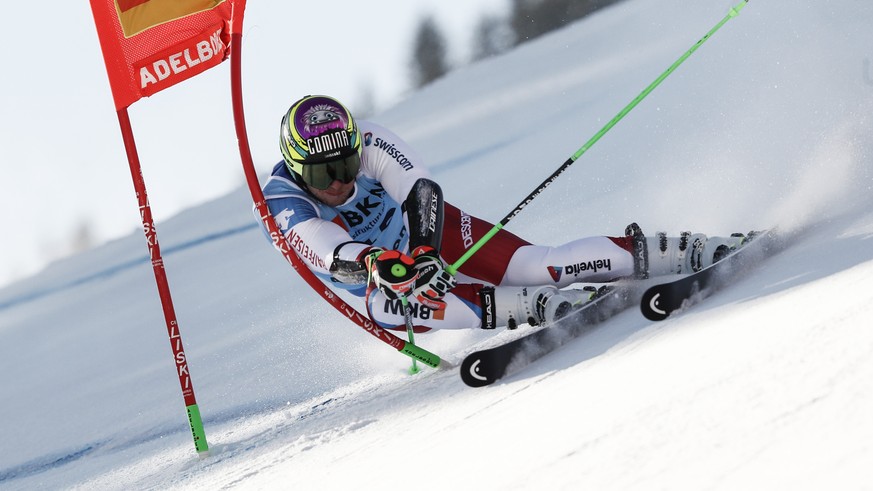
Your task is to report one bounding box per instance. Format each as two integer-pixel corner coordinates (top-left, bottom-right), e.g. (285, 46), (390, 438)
(460, 354), (502, 387)
(640, 289), (671, 321)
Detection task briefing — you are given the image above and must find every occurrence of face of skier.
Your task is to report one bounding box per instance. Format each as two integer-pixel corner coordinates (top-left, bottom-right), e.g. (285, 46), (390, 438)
(306, 178), (355, 206)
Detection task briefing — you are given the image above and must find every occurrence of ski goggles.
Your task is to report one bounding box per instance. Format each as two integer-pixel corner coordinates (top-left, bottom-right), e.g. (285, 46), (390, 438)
(300, 152), (361, 190)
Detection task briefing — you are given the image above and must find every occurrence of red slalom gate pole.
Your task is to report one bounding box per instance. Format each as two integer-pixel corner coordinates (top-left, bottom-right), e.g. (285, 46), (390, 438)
(227, 2), (444, 368)
(116, 108), (209, 454)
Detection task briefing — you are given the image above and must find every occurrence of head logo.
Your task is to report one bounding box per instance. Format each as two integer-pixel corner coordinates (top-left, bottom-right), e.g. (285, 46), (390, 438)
(548, 266), (563, 282)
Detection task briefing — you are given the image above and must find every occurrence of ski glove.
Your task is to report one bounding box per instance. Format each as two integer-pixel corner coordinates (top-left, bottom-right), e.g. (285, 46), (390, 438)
(365, 249), (419, 300)
(410, 246), (457, 310)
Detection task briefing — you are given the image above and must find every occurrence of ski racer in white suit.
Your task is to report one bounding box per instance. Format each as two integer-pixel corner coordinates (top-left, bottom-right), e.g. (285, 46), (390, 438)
(260, 95), (746, 332)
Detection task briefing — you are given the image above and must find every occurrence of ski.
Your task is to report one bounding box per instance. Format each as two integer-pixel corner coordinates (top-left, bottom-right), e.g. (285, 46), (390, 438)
(459, 229), (786, 387)
(640, 229), (784, 321)
(460, 285), (639, 387)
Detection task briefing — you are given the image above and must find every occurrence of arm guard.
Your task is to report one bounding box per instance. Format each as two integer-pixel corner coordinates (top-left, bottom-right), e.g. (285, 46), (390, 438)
(404, 178), (444, 253)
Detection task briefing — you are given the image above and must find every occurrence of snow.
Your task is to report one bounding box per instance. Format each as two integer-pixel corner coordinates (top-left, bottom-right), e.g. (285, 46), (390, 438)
(2, 1), (873, 489)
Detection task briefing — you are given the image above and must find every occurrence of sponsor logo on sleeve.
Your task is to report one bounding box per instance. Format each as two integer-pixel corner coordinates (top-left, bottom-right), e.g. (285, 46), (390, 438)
(460, 211), (474, 249)
(288, 229), (327, 270)
(373, 137), (413, 171)
(275, 208), (295, 231)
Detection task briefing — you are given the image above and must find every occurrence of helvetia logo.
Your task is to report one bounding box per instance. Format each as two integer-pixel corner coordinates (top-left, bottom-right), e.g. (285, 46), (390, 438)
(556, 258), (612, 279)
(548, 266), (563, 282)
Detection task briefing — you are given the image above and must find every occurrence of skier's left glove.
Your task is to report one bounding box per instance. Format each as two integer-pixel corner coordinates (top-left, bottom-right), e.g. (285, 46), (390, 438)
(365, 249), (419, 300)
(410, 246), (457, 310)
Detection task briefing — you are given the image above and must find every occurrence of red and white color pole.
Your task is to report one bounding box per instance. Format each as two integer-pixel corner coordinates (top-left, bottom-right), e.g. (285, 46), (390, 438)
(88, 0), (236, 455)
(227, 1), (444, 368)
(116, 108), (209, 453)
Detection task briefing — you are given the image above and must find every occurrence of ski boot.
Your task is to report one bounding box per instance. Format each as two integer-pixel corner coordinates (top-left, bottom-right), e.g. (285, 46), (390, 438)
(479, 285), (598, 329)
(625, 222), (753, 278)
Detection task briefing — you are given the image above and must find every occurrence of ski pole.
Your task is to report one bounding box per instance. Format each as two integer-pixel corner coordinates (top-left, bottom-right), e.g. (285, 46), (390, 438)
(401, 296), (421, 374)
(446, 0), (750, 276)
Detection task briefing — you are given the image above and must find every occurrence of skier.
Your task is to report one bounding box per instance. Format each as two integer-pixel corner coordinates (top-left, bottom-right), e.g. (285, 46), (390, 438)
(261, 95), (747, 332)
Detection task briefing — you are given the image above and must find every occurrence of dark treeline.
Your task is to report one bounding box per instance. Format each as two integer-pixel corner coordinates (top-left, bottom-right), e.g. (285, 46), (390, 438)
(410, 0), (625, 88)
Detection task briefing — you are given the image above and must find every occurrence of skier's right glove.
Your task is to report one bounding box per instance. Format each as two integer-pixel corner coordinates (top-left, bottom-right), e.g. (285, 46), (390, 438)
(410, 246), (457, 310)
(365, 249), (419, 301)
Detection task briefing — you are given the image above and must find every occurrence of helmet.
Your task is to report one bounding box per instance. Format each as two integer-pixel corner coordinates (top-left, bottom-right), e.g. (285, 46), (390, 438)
(280, 95), (361, 190)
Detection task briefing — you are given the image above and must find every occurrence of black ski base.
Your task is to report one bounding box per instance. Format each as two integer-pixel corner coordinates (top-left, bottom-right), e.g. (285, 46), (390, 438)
(460, 285), (638, 387)
(640, 229), (783, 321)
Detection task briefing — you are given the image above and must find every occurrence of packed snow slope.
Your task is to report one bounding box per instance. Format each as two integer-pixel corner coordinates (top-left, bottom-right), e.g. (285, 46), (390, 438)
(2, 1), (873, 489)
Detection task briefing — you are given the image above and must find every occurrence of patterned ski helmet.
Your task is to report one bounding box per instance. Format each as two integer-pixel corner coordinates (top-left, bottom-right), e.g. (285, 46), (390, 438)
(279, 95), (361, 189)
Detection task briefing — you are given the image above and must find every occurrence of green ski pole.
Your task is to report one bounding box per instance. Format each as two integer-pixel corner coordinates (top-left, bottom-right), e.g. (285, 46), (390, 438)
(401, 296), (421, 374)
(446, 1), (750, 276)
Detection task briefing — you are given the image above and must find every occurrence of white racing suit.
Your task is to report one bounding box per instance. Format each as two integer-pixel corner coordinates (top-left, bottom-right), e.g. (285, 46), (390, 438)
(261, 121), (636, 331)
